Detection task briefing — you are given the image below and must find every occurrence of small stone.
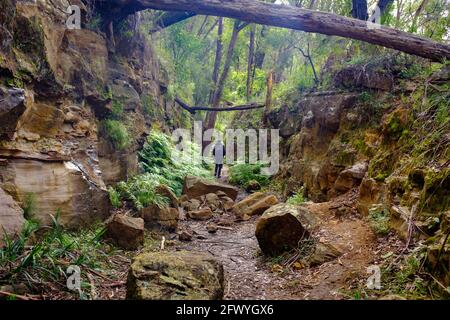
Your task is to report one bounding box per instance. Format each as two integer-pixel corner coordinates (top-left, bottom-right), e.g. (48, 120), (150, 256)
(178, 230), (193, 241)
(206, 223), (218, 233)
(188, 208), (214, 220)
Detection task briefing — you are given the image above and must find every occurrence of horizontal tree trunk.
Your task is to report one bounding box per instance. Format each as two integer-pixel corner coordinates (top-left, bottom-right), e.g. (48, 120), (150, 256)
(175, 97), (264, 114)
(98, 0), (449, 62)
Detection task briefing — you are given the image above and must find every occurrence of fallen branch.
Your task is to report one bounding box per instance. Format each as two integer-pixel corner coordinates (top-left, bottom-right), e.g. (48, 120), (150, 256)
(174, 97), (264, 115)
(217, 226), (233, 231)
(0, 290), (40, 301)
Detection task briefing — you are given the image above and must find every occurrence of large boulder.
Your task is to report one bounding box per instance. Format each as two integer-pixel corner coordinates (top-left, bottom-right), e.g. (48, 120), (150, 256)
(233, 192), (279, 220)
(105, 214), (144, 250)
(140, 185), (180, 231)
(188, 208), (214, 220)
(334, 162), (368, 192)
(255, 204), (317, 256)
(126, 251), (224, 300)
(182, 176), (238, 200)
(0, 188), (25, 246)
(140, 205), (179, 231)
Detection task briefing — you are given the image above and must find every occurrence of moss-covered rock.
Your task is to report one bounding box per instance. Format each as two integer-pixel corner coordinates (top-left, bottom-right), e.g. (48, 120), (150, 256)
(126, 251), (224, 300)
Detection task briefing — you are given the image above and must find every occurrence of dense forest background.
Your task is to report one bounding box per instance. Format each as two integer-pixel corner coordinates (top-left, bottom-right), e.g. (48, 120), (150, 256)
(138, 0), (449, 129)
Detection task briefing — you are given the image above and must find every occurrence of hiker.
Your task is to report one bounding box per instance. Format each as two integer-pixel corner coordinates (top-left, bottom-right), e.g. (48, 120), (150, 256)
(212, 139), (226, 178)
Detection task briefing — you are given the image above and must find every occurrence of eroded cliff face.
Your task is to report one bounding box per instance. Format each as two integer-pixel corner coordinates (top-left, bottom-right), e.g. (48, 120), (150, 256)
(0, 0), (187, 238)
(270, 63), (449, 240)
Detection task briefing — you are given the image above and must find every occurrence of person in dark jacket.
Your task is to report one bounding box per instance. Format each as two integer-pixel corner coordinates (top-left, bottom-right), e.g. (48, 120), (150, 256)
(212, 140), (226, 178)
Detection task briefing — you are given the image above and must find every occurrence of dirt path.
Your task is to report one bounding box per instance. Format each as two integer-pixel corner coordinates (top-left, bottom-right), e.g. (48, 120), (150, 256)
(176, 174), (392, 300)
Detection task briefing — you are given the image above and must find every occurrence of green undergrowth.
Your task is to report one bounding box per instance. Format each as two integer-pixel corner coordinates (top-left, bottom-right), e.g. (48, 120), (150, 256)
(109, 130), (213, 210)
(228, 162), (269, 189)
(0, 214), (122, 300)
(100, 119), (131, 151)
(368, 205), (391, 236)
(347, 245), (449, 300)
(287, 187), (306, 205)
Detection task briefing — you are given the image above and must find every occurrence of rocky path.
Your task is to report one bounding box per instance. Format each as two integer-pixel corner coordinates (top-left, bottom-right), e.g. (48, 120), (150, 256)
(177, 175), (389, 300)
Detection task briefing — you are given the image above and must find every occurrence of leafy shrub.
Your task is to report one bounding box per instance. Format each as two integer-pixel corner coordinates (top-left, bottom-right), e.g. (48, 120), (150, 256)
(287, 188), (306, 205)
(111, 100), (124, 119)
(229, 163), (269, 189)
(368, 205), (390, 235)
(108, 187), (121, 209)
(0, 214), (122, 299)
(114, 174), (170, 210)
(101, 119), (131, 151)
(138, 130), (212, 195)
(22, 192), (36, 219)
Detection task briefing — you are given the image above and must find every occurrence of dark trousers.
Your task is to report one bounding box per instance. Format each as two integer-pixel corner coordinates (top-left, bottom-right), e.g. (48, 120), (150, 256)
(214, 164), (223, 178)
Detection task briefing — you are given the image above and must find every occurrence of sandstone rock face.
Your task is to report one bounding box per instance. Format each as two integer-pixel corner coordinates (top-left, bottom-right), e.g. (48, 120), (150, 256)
(105, 214), (144, 250)
(334, 162), (368, 192)
(0, 159), (111, 228)
(233, 192), (279, 220)
(0, 188), (25, 246)
(269, 92), (361, 201)
(127, 251), (224, 300)
(0, 0), (191, 234)
(334, 66), (394, 91)
(256, 204), (317, 256)
(357, 177), (383, 216)
(183, 176), (239, 200)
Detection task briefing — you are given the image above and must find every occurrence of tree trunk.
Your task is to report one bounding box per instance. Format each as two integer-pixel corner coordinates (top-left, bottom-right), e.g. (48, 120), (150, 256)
(98, 0), (450, 62)
(352, 0), (368, 21)
(263, 71), (273, 125)
(208, 17), (223, 104)
(410, 0), (429, 33)
(205, 20), (247, 130)
(246, 24), (256, 101)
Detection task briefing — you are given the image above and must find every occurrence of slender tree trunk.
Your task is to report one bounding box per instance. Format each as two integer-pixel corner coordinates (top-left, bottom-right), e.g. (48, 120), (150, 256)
(209, 17), (223, 104)
(352, 0), (368, 20)
(396, 0), (403, 28)
(205, 20), (248, 130)
(98, 0), (450, 62)
(410, 0), (429, 33)
(197, 15), (209, 36)
(246, 24), (256, 101)
(263, 71), (273, 125)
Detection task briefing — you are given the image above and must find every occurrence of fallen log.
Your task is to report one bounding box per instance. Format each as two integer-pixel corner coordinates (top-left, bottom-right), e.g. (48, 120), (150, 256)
(174, 97), (264, 115)
(96, 0), (450, 62)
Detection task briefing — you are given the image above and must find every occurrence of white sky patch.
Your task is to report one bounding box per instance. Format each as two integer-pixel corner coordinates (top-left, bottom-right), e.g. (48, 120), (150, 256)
(274, 0), (290, 5)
